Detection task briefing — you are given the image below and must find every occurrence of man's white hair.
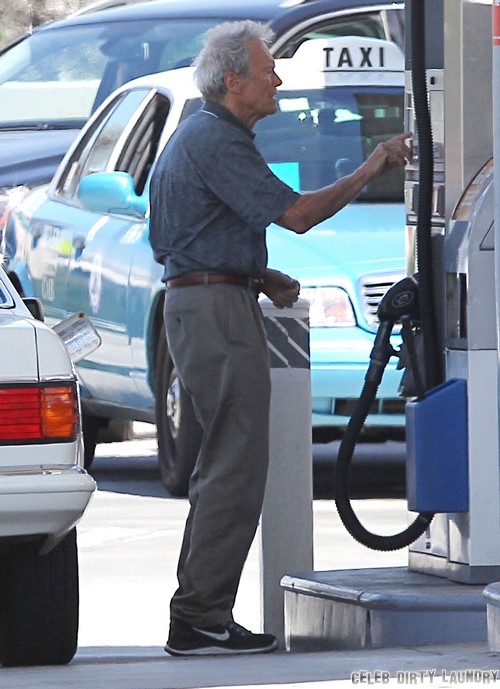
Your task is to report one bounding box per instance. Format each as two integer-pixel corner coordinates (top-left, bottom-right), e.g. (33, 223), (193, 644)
(193, 20), (274, 102)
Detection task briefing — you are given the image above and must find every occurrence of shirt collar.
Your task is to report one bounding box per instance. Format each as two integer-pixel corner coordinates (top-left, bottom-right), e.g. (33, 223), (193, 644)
(201, 100), (255, 140)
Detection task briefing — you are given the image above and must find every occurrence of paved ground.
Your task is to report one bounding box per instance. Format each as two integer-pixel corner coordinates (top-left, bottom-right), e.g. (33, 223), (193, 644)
(2, 432), (499, 687)
(1, 642), (498, 688)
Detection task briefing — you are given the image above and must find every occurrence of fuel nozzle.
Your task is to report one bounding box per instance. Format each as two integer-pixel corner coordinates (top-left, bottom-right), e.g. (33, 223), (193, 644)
(377, 274), (419, 322)
(365, 275), (420, 385)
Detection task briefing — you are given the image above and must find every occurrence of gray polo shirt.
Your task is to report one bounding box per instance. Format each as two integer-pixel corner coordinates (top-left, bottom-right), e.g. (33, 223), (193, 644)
(149, 100), (299, 282)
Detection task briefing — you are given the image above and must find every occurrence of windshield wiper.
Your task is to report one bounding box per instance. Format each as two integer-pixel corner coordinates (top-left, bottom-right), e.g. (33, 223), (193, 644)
(0, 121), (82, 131)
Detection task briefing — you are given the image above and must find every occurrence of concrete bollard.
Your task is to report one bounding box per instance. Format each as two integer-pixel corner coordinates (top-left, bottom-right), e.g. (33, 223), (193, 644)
(484, 583), (500, 651)
(259, 297), (314, 649)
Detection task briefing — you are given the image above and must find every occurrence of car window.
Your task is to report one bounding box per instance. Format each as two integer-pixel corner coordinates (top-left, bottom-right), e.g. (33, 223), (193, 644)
(0, 282), (13, 307)
(253, 86), (404, 202)
(0, 18), (224, 128)
(273, 9), (403, 58)
(57, 88), (170, 199)
(58, 89), (151, 197)
(116, 93), (170, 194)
(385, 8), (405, 50)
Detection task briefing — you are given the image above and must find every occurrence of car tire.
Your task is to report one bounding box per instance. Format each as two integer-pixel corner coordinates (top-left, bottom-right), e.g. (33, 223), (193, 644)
(155, 332), (201, 497)
(82, 414), (105, 469)
(0, 529), (79, 667)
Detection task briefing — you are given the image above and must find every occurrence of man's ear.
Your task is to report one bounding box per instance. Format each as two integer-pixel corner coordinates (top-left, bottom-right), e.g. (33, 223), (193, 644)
(224, 71), (242, 94)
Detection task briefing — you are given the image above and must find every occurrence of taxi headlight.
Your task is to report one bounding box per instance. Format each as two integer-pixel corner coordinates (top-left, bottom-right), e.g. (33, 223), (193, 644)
(300, 286), (356, 327)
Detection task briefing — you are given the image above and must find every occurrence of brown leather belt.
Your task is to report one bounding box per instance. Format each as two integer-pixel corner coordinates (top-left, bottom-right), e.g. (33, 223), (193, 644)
(167, 272), (264, 290)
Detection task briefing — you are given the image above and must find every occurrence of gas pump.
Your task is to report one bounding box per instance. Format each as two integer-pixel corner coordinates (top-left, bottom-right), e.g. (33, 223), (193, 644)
(335, 0), (500, 584)
(282, 0), (500, 651)
(404, 0), (500, 585)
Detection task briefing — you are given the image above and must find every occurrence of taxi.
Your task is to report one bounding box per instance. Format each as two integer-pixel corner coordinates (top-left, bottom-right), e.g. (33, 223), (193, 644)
(5, 36), (406, 495)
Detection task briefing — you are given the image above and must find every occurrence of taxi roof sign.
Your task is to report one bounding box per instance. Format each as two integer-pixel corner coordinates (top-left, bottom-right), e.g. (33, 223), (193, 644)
(290, 36), (404, 73)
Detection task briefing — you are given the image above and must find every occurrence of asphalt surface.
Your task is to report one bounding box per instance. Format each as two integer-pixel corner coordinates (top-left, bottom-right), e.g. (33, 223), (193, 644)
(2, 429), (498, 687)
(2, 642), (498, 688)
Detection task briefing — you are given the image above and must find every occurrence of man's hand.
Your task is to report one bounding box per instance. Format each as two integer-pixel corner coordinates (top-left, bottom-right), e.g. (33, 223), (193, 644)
(261, 268), (300, 308)
(365, 132), (413, 176)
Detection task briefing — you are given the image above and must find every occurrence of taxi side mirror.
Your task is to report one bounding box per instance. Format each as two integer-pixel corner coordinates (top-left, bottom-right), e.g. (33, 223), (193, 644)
(77, 171), (147, 219)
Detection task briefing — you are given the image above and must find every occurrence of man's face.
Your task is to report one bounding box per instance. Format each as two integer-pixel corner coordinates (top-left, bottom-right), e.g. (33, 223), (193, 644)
(237, 38), (282, 125)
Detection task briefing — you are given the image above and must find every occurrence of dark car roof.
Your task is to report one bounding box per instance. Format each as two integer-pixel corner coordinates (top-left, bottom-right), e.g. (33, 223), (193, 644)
(34, 0), (399, 34)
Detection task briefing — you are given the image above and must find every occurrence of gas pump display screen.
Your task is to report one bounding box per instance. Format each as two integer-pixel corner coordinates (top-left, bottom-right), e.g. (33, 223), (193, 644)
(254, 86), (404, 202)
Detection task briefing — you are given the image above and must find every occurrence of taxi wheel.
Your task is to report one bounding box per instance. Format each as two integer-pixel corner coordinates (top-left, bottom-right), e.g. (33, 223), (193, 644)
(0, 529), (79, 667)
(155, 333), (201, 497)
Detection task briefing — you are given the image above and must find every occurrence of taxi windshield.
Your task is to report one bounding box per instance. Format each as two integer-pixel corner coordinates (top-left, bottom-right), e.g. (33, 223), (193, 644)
(254, 86), (404, 202)
(0, 18), (223, 129)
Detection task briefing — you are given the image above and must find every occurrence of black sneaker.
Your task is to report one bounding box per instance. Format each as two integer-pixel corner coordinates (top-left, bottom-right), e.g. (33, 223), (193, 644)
(165, 619), (279, 656)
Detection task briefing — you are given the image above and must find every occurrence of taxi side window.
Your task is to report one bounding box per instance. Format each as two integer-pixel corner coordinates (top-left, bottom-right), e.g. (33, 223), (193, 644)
(116, 93), (170, 195)
(58, 89), (152, 198)
(57, 89), (170, 200)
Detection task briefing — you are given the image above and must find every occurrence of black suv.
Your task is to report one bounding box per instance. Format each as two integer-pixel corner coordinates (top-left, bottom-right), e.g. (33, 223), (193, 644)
(0, 0), (403, 198)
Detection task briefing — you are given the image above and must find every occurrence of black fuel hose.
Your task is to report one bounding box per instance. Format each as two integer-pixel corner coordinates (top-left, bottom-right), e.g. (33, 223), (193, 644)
(334, 316), (434, 551)
(410, 0), (442, 389)
(334, 2), (438, 551)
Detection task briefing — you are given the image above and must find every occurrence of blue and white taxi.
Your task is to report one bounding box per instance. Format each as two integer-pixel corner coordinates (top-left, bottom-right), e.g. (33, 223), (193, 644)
(5, 36), (406, 495)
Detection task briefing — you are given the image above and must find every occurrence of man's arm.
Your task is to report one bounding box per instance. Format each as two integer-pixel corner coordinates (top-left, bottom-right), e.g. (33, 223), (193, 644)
(276, 133), (412, 235)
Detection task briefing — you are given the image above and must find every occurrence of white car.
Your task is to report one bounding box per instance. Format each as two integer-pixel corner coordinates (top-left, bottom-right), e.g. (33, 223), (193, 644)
(0, 267), (95, 667)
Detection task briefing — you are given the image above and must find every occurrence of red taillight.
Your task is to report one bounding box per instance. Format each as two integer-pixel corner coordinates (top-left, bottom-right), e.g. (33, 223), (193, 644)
(0, 383), (79, 442)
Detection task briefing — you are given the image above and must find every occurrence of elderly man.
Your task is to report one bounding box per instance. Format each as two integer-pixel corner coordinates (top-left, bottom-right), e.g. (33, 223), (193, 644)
(149, 20), (411, 657)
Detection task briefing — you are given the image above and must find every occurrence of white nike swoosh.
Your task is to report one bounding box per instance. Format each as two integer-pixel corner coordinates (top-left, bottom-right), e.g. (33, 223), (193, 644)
(192, 627), (230, 642)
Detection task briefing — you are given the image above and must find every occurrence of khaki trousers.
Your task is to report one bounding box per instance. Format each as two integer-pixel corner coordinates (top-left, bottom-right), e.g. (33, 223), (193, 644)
(163, 283), (271, 626)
